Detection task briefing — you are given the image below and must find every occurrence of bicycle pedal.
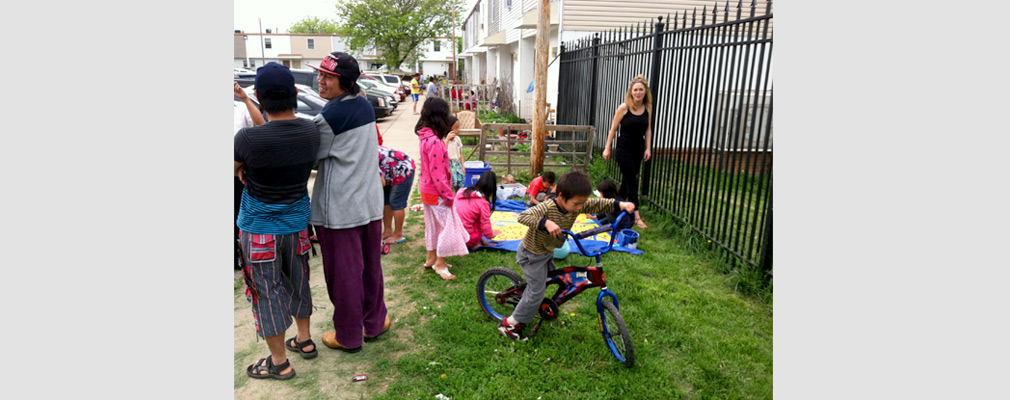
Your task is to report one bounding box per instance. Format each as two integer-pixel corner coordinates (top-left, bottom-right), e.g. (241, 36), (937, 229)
(538, 298), (559, 321)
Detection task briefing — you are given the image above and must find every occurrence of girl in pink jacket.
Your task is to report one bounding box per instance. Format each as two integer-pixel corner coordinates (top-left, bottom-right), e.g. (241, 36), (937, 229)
(417, 97), (469, 279)
(454, 170), (500, 250)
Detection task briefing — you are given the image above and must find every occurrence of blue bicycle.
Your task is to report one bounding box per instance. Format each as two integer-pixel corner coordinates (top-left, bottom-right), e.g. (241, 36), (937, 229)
(476, 212), (635, 367)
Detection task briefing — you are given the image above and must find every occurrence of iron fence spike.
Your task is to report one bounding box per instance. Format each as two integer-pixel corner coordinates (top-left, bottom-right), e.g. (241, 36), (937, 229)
(751, 0), (757, 18)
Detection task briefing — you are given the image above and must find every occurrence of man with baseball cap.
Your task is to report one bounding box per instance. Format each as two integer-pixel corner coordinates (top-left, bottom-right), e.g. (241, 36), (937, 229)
(306, 52), (390, 353)
(235, 62), (321, 380)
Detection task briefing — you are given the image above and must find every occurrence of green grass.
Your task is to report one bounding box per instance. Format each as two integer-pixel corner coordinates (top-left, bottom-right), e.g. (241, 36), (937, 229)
(235, 186), (772, 399)
(369, 210), (772, 399)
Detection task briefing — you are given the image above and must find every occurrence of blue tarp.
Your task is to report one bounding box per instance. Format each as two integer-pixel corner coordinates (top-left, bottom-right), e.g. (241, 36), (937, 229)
(480, 199), (644, 256)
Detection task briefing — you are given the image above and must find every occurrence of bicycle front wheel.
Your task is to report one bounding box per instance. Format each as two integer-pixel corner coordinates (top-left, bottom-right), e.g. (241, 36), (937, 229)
(476, 267), (524, 322)
(599, 299), (635, 367)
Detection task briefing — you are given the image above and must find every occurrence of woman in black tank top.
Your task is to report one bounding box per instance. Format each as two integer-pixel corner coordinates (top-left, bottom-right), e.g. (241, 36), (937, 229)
(603, 75), (653, 229)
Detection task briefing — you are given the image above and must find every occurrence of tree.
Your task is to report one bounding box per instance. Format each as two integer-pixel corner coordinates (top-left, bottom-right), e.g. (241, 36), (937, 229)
(288, 16), (339, 34)
(335, 0), (462, 71)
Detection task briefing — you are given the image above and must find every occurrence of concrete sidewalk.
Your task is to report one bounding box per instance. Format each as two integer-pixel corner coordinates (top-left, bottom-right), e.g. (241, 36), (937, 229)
(308, 94), (434, 197)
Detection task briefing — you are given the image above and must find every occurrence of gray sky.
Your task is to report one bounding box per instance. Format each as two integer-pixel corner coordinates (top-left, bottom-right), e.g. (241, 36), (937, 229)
(234, 0), (479, 34)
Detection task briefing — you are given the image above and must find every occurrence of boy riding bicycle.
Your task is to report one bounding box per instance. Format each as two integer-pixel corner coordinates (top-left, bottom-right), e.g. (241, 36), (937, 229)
(499, 170), (636, 340)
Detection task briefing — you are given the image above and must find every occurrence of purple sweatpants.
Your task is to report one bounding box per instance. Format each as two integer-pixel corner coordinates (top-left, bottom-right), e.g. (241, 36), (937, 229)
(314, 219), (387, 348)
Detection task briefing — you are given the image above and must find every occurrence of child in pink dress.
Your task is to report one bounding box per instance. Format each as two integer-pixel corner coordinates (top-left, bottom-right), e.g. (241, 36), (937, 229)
(417, 97), (470, 280)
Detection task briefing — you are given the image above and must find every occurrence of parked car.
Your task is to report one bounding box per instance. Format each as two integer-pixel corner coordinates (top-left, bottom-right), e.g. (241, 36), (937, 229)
(290, 69), (320, 93)
(306, 82), (394, 119)
(235, 78), (255, 88)
(240, 81), (391, 119)
(372, 73), (407, 100)
(360, 74), (403, 101)
(358, 79), (398, 108)
(241, 85), (325, 117)
(234, 67), (256, 78)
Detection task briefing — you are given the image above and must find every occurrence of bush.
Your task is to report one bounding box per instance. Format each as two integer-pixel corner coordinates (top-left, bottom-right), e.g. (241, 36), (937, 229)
(478, 110), (526, 124)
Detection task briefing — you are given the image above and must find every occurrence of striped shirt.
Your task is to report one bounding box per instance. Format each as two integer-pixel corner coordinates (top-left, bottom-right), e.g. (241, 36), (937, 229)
(237, 190), (311, 234)
(235, 118), (320, 234)
(517, 198), (619, 255)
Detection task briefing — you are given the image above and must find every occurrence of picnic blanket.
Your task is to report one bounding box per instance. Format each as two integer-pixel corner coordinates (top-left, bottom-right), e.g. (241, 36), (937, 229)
(482, 200), (644, 256)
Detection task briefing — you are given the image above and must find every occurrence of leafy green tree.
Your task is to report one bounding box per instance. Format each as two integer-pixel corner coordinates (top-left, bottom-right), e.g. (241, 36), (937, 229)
(288, 16), (339, 34)
(336, 0), (463, 71)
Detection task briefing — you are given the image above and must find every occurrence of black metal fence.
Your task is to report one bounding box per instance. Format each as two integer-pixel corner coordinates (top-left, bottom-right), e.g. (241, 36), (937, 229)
(558, 0), (773, 274)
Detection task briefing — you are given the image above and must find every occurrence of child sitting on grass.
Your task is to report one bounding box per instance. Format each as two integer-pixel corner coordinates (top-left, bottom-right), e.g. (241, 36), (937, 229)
(499, 170), (636, 340)
(526, 170), (556, 206)
(591, 179), (647, 230)
(454, 170), (501, 251)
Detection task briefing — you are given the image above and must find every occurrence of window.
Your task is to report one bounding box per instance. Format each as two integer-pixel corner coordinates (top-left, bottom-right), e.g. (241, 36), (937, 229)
(506, 0), (512, 10)
(307, 38), (315, 50)
(265, 38), (272, 49)
(296, 100), (312, 113)
(434, 40), (440, 52)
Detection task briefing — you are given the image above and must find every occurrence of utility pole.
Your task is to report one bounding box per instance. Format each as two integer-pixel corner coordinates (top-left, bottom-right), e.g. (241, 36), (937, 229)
(258, 18), (266, 67)
(451, 2), (457, 81)
(530, 0), (549, 176)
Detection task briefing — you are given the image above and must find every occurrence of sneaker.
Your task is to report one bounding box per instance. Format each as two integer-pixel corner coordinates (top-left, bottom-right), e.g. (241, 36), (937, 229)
(498, 318), (528, 341)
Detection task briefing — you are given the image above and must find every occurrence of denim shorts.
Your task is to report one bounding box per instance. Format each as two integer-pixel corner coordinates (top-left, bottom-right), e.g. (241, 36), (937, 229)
(412, 94), (419, 101)
(384, 170), (414, 210)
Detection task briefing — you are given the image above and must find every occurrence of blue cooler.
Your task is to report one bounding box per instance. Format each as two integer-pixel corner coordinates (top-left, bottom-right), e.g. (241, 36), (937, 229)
(464, 162), (491, 187)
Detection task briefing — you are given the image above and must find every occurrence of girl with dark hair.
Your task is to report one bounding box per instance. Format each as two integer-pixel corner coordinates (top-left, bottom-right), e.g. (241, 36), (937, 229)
(416, 97), (469, 279)
(454, 170), (500, 251)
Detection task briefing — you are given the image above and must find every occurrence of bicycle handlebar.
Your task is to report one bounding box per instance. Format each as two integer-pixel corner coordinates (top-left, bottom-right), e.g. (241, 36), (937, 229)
(560, 211), (628, 258)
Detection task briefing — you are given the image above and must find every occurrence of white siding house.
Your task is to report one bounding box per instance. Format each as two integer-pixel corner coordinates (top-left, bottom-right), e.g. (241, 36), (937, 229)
(459, 0), (772, 120)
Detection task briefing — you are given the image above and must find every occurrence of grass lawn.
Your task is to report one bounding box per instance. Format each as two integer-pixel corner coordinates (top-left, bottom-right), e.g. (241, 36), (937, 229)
(234, 202), (772, 399)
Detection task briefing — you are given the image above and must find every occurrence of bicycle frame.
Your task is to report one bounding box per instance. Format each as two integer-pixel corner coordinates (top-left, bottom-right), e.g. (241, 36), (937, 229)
(479, 211), (634, 365)
(547, 211), (628, 311)
(490, 211), (630, 311)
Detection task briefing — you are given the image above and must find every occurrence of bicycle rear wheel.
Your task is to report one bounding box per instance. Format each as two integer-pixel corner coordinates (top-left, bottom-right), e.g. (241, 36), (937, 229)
(599, 299), (635, 367)
(476, 267), (524, 322)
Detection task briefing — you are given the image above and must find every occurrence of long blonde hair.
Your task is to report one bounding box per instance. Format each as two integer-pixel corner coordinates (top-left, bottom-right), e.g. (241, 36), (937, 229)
(624, 75), (653, 114)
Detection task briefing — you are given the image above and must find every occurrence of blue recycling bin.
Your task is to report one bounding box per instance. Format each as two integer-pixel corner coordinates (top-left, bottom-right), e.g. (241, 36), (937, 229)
(464, 162), (490, 187)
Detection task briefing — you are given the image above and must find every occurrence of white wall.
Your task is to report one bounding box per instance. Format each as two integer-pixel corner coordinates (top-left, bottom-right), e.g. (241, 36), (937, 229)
(477, 53), (487, 84)
(263, 36), (291, 58)
(422, 61), (450, 77)
(503, 0), (523, 43)
(518, 36), (536, 119)
(419, 38), (454, 63)
(486, 48), (498, 82)
(330, 37), (349, 53)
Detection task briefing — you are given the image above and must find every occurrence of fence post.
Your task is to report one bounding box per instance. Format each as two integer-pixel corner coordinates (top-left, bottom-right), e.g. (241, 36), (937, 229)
(760, 185), (773, 276)
(641, 16), (665, 198)
(588, 33), (601, 127)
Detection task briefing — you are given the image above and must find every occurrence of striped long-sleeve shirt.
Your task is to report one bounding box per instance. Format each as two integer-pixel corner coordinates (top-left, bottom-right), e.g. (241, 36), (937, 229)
(517, 198), (619, 255)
